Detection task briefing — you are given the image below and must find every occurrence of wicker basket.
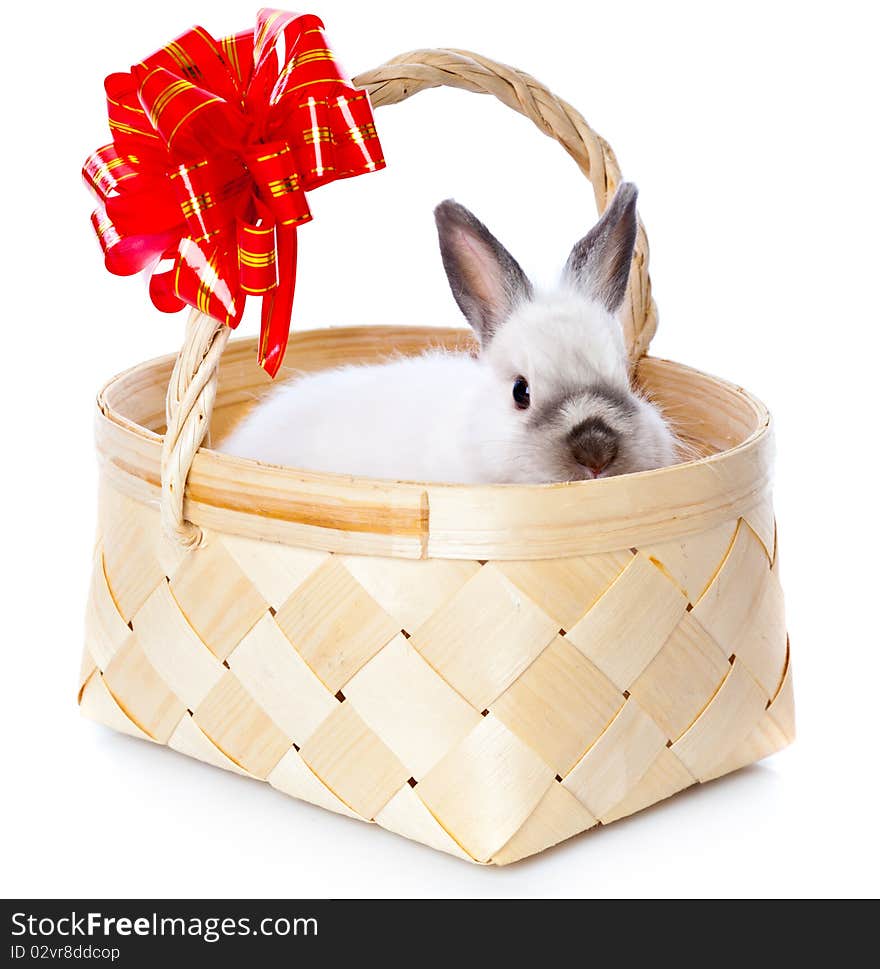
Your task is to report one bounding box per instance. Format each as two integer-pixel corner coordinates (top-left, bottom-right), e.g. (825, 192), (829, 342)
(79, 50), (794, 865)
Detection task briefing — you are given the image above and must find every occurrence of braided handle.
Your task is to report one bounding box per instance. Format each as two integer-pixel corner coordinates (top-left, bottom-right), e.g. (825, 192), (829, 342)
(160, 310), (230, 548)
(355, 49), (657, 358)
(160, 48), (657, 547)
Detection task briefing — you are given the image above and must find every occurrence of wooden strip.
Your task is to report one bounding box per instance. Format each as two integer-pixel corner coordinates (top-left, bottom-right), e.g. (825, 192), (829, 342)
(416, 714), (555, 864)
(693, 522), (787, 696)
(692, 521), (767, 641)
(563, 699), (668, 819)
(629, 613), (731, 741)
(85, 550), (134, 670)
(493, 636), (624, 775)
(169, 539), (268, 660)
(601, 747), (696, 824)
(424, 451), (771, 558)
(641, 518), (738, 603)
(132, 581), (225, 710)
(220, 534), (330, 609)
(97, 474), (187, 582)
(168, 713), (253, 778)
(768, 658), (795, 741)
(194, 672), (292, 779)
(375, 786), (474, 862)
(226, 614), (338, 746)
(268, 747), (363, 820)
(103, 638), (186, 743)
(78, 650), (96, 701)
(99, 453), (430, 559)
(699, 711), (791, 784)
(671, 660), (768, 781)
(344, 634), (482, 779)
(700, 654), (794, 783)
(566, 554), (688, 692)
(492, 782), (597, 866)
(736, 568), (788, 698)
(339, 555), (480, 633)
(186, 464), (430, 544)
(299, 702), (410, 819)
(273, 558), (400, 693)
(495, 550), (633, 630)
(409, 564), (558, 710)
(99, 487), (166, 622)
(79, 672), (156, 744)
(743, 496), (776, 565)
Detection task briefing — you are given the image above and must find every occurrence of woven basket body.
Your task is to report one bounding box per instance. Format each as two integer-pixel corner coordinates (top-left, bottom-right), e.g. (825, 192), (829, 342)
(79, 52), (793, 865)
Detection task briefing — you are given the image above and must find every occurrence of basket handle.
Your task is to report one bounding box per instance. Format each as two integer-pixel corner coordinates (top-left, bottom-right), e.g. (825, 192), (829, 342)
(160, 48), (658, 548)
(356, 49), (657, 358)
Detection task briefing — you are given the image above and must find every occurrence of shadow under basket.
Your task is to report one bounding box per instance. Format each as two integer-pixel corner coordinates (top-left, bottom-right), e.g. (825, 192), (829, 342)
(79, 51), (793, 866)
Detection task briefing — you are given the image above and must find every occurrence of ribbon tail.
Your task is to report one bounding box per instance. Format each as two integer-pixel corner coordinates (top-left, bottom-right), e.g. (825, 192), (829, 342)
(258, 224), (297, 377)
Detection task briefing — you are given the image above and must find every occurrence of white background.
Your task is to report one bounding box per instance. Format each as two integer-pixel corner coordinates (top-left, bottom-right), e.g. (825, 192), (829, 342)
(2, 0), (878, 899)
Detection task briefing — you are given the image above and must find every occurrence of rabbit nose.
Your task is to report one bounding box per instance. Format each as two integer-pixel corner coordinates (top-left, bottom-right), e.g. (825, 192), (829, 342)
(568, 418), (619, 476)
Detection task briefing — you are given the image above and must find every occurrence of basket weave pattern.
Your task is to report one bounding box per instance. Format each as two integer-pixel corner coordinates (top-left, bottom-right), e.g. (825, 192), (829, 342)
(79, 51), (794, 864)
(81, 473), (791, 865)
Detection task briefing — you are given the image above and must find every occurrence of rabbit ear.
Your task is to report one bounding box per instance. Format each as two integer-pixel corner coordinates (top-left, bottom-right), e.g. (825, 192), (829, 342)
(434, 200), (532, 343)
(564, 182), (639, 313)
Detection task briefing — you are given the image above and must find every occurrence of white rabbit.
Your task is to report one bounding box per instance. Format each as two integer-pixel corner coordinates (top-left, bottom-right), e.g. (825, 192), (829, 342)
(220, 183), (679, 483)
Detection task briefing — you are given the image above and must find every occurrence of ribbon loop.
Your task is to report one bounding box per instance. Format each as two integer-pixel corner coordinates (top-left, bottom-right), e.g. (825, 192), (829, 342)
(135, 66), (246, 157)
(84, 8), (384, 375)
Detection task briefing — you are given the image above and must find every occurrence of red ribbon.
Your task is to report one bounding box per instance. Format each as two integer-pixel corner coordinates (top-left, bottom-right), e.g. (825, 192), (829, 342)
(83, 9), (385, 376)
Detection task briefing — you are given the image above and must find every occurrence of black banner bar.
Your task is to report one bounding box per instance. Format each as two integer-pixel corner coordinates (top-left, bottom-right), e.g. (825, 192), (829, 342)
(1, 898), (863, 964)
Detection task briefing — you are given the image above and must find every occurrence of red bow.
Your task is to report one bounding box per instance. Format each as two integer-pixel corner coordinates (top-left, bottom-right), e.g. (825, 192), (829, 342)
(83, 9), (384, 376)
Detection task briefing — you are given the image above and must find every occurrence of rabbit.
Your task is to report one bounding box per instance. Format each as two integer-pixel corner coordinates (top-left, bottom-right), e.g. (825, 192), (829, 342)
(220, 183), (679, 483)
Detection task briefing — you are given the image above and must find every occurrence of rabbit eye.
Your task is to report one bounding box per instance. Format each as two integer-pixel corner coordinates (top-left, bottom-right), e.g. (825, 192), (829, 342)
(512, 376), (530, 409)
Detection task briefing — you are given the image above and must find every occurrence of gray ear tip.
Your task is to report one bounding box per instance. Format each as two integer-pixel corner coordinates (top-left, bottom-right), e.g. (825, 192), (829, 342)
(434, 199), (466, 227)
(614, 182), (639, 210)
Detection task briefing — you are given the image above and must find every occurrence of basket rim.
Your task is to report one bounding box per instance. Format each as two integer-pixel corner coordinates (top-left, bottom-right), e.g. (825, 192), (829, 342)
(95, 325), (773, 560)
